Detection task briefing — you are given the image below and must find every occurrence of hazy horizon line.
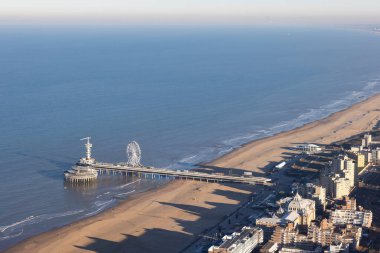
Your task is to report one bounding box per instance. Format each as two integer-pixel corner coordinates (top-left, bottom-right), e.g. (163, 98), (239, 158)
(1, 13), (380, 27)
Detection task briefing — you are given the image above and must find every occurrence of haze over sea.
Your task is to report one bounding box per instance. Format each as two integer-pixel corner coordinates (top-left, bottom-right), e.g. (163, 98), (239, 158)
(1, 25), (380, 249)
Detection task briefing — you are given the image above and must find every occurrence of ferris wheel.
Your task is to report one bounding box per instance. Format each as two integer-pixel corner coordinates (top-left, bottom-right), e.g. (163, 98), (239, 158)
(126, 141), (141, 167)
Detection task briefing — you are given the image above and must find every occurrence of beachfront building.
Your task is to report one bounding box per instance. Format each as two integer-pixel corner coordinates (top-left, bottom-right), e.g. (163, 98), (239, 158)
(296, 144), (322, 154)
(279, 193), (316, 226)
(256, 217), (283, 227)
(320, 155), (358, 199)
(332, 155), (357, 187)
(208, 227), (263, 253)
(298, 183), (326, 212)
(361, 134), (372, 148)
(256, 217), (283, 240)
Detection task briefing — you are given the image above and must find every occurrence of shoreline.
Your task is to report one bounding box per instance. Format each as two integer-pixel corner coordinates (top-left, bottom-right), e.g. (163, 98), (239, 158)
(5, 92), (380, 253)
(6, 180), (256, 253)
(208, 93), (380, 173)
(204, 93), (380, 167)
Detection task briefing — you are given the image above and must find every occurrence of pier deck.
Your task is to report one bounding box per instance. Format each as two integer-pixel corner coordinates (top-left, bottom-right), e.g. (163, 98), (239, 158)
(90, 162), (271, 185)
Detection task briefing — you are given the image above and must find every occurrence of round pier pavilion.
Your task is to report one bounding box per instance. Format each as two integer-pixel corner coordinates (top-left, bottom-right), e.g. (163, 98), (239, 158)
(64, 165), (98, 183)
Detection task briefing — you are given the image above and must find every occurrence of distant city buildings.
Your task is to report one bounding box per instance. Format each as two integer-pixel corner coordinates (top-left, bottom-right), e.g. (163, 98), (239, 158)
(348, 133), (380, 169)
(350, 133), (380, 166)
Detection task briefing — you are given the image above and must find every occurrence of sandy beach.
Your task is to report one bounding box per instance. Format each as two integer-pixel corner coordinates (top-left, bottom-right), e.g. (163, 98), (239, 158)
(6, 93), (380, 253)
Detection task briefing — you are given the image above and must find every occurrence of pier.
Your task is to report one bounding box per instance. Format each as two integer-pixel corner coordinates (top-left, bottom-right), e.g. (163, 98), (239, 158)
(66, 137), (272, 185)
(91, 163), (271, 185)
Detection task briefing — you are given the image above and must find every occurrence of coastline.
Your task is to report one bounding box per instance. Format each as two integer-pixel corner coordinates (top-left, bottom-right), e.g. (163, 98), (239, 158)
(208, 93), (380, 173)
(5, 93), (380, 253)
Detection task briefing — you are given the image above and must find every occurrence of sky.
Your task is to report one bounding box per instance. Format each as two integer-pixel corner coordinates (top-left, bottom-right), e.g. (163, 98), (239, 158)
(1, 0), (380, 25)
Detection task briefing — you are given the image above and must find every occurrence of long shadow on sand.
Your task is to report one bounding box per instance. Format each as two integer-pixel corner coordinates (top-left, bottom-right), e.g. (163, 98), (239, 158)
(73, 183), (256, 253)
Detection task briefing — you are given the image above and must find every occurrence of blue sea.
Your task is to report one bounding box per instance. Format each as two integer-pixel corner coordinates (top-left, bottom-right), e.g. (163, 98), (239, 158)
(1, 25), (380, 249)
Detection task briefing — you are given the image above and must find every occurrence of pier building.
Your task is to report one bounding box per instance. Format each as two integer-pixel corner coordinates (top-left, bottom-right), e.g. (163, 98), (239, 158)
(64, 165), (98, 183)
(64, 137), (98, 183)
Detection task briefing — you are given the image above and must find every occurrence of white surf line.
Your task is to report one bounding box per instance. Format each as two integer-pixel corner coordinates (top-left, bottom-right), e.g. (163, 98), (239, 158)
(85, 200), (115, 217)
(0, 229), (24, 240)
(118, 179), (141, 189)
(116, 189), (136, 197)
(0, 209), (85, 233)
(0, 216), (35, 233)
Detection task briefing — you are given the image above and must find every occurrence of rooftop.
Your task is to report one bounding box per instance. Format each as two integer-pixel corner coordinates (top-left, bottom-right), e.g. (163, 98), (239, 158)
(217, 227), (262, 250)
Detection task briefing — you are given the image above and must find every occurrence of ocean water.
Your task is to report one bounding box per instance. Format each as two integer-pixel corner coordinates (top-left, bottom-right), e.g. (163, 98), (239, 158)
(1, 25), (380, 249)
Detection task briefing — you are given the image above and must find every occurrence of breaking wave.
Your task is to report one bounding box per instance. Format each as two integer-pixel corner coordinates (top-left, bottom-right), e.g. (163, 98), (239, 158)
(85, 199), (116, 217)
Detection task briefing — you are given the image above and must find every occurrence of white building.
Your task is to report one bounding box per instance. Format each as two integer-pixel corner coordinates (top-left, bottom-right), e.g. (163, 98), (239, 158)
(297, 144), (322, 154)
(299, 183), (326, 211)
(361, 134), (372, 148)
(208, 227), (263, 253)
(330, 209), (372, 228)
(331, 175), (351, 199)
(332, 155), (357, 188)
(321, 155), (358, 199)
(278, 245), (322, 253)
(326, 242), (349, 253)
(282, 193), (316, 226)
(256, 217), (282, 227)
(320, 172), (351, 199)
(260, 242), (278, 253)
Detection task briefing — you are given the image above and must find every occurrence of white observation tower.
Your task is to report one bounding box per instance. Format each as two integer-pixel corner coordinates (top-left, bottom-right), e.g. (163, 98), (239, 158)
(79, 137), (96, 165)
